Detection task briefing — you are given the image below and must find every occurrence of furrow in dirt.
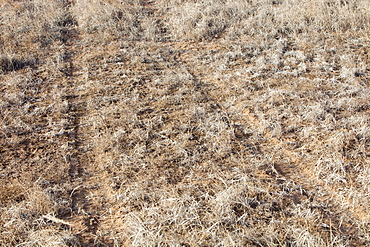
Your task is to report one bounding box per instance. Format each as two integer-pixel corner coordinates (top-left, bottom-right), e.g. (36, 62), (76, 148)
(55, 2), (103, 245)
(240, 109), (364, 245)
(169, 40), (368, 245)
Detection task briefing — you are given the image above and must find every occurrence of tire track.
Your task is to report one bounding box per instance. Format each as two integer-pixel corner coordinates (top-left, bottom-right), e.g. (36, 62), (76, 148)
(141, 39), (365, 245)
(175, 41), (366, 243)
(241, 109), (364, 246)
(56, 1), (100, 245)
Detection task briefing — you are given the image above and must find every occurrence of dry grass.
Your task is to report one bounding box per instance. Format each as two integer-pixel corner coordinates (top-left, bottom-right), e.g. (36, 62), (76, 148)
(1, 0), (370, 246)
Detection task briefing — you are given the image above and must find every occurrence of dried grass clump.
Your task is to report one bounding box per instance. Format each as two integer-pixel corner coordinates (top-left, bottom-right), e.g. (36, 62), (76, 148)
(0, 186), (77, 246)
(159, 0), (370, 41)
(71, 0), (165, 42)
(70, 0), (370, 42)
(0, 55), (38, 73)
(0, 0), (66, 58)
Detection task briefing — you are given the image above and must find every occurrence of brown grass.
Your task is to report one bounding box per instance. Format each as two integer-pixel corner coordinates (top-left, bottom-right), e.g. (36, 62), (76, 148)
(1, 0), (370, 246)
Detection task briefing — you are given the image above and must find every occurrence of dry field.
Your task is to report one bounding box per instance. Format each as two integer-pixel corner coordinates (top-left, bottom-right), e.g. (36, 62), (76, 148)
(0, 0), (370, 246)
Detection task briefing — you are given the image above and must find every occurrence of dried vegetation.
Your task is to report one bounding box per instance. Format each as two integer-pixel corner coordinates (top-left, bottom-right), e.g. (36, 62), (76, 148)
(0, 0), (369, 246)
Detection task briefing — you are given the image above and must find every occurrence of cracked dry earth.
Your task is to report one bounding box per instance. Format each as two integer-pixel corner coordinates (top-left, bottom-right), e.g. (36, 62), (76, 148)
(1, 0), (370, 246)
